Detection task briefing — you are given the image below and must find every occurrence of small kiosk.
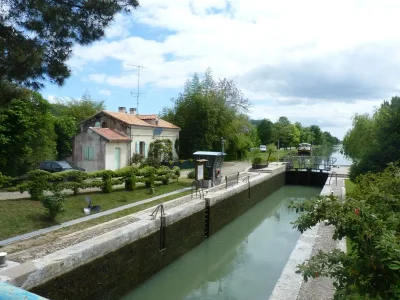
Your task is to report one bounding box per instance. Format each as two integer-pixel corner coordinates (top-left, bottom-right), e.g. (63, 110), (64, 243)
(193, 151), (226, 188)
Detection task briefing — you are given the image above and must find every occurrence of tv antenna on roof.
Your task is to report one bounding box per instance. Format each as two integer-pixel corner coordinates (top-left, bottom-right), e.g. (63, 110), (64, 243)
(128, 64), (146, 114)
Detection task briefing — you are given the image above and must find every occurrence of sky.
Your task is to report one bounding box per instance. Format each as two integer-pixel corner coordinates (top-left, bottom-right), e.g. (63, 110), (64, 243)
(43, 0), (400, 139)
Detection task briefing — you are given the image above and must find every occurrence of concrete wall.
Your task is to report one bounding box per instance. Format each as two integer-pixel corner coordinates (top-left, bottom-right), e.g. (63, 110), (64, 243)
(1, 168), (287, 300)
(105, 142), (130, 171)
(72, 129), (106, 172)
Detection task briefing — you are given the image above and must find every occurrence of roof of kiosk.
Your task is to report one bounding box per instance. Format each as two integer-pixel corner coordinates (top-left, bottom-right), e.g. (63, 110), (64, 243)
(193, 151), (226, 156)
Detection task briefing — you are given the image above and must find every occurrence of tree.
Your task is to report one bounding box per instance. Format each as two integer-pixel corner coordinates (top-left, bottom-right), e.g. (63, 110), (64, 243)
(290, 163), (400, 299)
(309, 125), (324, 145)
(257, 119), (273, 145)
(1, 0), (139, 89)
(161, 69), (255, 159)
(54, 116), (76, 160)
(51, 92), (105, 126)
(344, 96), (400, 180)
(0, 89), (56, 176)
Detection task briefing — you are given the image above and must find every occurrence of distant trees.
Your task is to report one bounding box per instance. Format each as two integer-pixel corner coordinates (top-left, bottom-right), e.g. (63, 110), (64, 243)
(343, 96), (400, 180)
(253, 117), (339, 149)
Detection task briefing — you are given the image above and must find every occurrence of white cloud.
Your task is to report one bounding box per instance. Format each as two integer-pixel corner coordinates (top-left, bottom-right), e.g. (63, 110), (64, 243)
(99, 89), (112, 96)
(65, 0), (400, 137)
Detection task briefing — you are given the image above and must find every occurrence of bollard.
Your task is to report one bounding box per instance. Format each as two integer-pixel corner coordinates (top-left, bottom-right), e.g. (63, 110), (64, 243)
(0, 252), (7, 267)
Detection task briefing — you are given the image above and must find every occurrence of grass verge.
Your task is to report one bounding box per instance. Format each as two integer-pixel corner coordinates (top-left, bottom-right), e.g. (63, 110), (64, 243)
(0, 180), (192, 240)
(345, 179), (356, 196)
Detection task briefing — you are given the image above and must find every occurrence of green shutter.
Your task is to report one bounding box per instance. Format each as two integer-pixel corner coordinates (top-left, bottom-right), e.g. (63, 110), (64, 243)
(144, 142), (148, 158)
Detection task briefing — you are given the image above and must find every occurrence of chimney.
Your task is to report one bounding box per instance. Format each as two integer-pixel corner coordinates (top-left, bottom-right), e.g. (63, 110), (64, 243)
(129, 108), (137, 115)
(118, 106), (127, 113)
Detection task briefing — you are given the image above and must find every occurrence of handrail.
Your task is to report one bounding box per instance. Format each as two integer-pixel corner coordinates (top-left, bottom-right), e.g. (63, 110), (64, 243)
(150, 204), (165, 219)
(329, 172), (338, 186)
(225, 172), (240, 188)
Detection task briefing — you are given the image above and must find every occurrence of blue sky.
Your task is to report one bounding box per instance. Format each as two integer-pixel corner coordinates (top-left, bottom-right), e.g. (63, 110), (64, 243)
(43, 0), (400, 139)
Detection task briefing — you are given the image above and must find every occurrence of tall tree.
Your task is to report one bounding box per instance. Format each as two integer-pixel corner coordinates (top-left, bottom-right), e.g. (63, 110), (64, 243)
(0, 90), (56, 176)
(161, 69), (254, 159)
(257, 119), (273, 144)
(1, 0), (139, 90)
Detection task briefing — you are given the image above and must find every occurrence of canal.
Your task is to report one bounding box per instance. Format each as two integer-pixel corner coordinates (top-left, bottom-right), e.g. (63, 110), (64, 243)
(119, 185), (320, 300)
(313, 145), (352, 166)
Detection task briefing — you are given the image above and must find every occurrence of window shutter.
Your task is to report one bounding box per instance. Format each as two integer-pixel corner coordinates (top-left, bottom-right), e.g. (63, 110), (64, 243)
(84, 147), (88, 159)
(89, 147), (94, 160)
(135, 142), (139, 154)
(144, 142), (148, 158)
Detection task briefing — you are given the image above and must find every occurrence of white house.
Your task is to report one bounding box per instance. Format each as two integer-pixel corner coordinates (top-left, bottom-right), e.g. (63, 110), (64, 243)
(72, 107), (180, 172)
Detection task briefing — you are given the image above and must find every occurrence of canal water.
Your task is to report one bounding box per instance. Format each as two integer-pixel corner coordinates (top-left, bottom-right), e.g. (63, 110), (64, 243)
(120, 185), (321, 300)
(313, 145), (352, 166)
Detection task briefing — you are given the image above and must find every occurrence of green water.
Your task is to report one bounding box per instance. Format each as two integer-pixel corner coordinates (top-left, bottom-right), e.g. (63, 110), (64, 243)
(120, 186), (320, 300)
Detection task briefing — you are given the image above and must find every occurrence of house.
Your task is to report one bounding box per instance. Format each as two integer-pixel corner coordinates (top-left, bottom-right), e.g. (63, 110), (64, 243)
(72, 107), (180, 172)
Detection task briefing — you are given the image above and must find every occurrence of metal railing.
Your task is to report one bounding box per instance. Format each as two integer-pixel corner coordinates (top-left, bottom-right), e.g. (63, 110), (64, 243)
(191, 180), (204, 199)
(225, 172), (240, 188)
(328, 172), (338, 186)
(150, 204), (165, 220)
(282, 156), (337, 171)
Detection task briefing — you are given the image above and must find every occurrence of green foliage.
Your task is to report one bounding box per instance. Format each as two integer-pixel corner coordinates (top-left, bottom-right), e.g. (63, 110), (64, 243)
(100, 170), (114, 193)
(41, 192), (66, 221)
(344, 96), (400, 179)
(187, 169), (195, 179)
(125, 174), (137, 191)
(131, 153), (143, 165)
(252, 156), (263, 165)
(160, 69), (254, 159)
(22, 170), (52, 201)
(148, 139), (173, 163)
(53, 116), (76, 159)
(0, 90), (56, 176)
(290, 163), (400, 299)
(266, 143), (277, 162)
(2, 0), (139, 89)
(172, 166), (181, 178)
(257, 119), (273, 144)
(0, 172), (12, 189)
(142, 157), (161, 168)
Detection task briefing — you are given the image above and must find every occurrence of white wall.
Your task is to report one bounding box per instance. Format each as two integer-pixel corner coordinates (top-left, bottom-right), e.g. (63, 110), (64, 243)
(105, 142), (130, 171)
(130, 126), (180, 159)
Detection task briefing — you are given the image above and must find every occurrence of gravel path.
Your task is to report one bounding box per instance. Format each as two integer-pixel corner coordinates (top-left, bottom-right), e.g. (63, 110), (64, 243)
(8, 216), (140, 263)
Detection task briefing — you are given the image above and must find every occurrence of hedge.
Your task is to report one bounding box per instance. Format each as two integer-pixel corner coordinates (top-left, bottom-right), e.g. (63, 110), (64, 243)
(4, 166), (181, 200)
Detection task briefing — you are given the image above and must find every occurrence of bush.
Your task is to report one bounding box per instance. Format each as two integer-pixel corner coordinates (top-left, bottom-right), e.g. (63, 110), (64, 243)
(172, 166), (181, 179)
(187, 169), (195, 179)
(290, 162), (400, 299)
(125, 174), (137, 191)
(142, 157), (161, 168)
(25, 170), (51, 201)
(252, 156), (263, 165)
(41, 191), (66, 221)
(131, 153), (143, 165)
(101, 170), (114, 193)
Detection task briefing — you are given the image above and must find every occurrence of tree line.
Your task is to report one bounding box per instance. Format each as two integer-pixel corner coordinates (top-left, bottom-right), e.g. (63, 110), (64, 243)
(342, 96), (400, 180)
(253, 117), (340, 149)
(162, 69), (340, 160)
(0, 88), (104, 177)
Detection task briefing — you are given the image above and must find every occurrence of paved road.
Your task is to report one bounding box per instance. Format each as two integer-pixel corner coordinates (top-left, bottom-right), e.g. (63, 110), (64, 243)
(0, 161), (251, 201)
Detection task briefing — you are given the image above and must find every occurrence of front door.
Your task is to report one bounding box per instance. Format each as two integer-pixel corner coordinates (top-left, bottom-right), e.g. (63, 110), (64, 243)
(115, 147), (121, 169)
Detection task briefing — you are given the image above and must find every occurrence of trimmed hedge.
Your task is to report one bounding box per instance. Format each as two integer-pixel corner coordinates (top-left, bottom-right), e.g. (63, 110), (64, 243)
(6, 166), (181, 199)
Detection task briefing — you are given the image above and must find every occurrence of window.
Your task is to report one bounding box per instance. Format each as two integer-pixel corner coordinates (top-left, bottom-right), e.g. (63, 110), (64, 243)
(139, 142), (145, 156)
(95, 122), (100, 127)
(84, 147), (94, 160)
(101, 121), (107, 128)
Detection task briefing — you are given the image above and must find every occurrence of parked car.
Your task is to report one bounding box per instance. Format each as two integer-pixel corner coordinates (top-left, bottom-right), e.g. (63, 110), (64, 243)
(39, 161), (85, 173)
(259, 145), (267, 152)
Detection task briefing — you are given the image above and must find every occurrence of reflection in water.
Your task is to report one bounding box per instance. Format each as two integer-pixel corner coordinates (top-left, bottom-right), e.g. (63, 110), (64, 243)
(120, 186), (320, 300)
(313, 145), (352, 166)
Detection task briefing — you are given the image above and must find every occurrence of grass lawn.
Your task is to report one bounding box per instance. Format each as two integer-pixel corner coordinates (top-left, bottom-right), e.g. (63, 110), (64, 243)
(0, 180), (192, 240)
(345, 179), (356, 195)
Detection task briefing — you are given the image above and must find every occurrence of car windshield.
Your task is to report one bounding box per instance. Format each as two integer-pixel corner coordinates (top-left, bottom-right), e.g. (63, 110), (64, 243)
(58, 161), (72, 168)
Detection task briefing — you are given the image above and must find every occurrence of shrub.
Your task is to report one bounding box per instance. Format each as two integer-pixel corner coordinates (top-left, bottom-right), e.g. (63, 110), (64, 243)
(142, 157), (161, 168)
(41, 191), (66, 221)
(252, 156), (263, 165)
(131, 153), (143, 165)
(290, 163), (400, 299)
(187, 169), (195, 179)
(101, 170), (114, 193)
(125, 174), (137, 191)
(25, 170), (51, 201)
(172, 166), (181, 179)
(0, 172), (12, 189)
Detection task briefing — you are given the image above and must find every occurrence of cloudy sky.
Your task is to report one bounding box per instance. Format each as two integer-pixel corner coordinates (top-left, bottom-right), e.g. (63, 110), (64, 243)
(43, 0), (400, 139)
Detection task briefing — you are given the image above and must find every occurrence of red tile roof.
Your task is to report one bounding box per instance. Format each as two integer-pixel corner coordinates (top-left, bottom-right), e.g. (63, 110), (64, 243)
(90, 127), (131, 143)
(103, 110), (180, 129)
